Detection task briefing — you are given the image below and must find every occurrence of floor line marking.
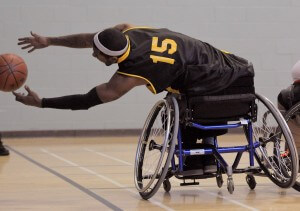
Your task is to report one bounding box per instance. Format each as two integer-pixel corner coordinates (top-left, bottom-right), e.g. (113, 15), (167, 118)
(6, 146), (122, 211)
(84, 148), (132, 166)
(41, 148), (174, 211)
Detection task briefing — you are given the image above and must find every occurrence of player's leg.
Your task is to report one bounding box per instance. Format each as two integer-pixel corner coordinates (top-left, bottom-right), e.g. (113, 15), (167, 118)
(202, 137), (217, 173)
(181, 126), (204, 175)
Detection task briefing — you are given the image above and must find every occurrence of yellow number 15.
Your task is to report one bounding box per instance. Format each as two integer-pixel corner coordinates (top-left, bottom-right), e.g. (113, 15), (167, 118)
(150, 37), (177, 65)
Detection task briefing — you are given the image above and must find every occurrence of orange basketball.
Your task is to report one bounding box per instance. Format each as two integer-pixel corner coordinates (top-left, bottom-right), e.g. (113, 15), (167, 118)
(0, 54), (28, 92)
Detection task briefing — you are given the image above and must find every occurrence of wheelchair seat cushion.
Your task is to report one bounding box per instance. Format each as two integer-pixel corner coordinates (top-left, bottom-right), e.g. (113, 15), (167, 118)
(189, 93), (256, 121)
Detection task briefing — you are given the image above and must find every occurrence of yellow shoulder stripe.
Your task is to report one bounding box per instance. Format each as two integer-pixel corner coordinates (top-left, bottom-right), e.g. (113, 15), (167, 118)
(221, 49), (231, 54)
(166, 87), (180, 94)
(117, 71), (157, 94)
(117, 36), (130, 63)
(122, 26), (154, 33)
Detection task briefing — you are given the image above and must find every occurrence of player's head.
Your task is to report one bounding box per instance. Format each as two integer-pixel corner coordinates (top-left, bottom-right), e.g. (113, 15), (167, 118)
(292, 60), (300, 83)
(93, 28), (128, 66)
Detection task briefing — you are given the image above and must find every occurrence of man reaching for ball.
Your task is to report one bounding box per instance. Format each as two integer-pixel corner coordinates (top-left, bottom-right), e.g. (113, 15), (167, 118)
(14, 23), (254, 174)
(14, 24), (146, 108)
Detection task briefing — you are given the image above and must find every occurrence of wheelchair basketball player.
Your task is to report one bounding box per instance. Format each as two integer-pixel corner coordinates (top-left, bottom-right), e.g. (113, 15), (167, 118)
(13, 23), (254, 174)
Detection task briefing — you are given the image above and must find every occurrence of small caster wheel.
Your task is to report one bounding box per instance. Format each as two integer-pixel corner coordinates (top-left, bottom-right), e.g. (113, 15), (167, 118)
(163, 179), (171, 192)
(246, 174), (256, 190)
(227, 178), (234, 194)
(216, 174), (223, 188)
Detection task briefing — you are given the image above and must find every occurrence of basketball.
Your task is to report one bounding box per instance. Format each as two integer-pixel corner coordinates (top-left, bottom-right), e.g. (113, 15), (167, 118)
(0, 53), (28, 92)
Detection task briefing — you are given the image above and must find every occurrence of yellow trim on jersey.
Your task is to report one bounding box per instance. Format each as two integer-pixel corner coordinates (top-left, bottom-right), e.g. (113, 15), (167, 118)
(122, 26), (154, 33)
(117, 71), (157, 94)
(166, 87), (180, 94)
(146, 84), (155, 93)
(117, 36), (130, 63)
(221, 49), (231, 54)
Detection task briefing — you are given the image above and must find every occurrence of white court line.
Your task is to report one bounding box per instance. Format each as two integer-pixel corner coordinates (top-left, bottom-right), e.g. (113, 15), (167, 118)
(40, 148), (174, 211)
(85, 148), (259, 211)
(84, 148), (132, 166)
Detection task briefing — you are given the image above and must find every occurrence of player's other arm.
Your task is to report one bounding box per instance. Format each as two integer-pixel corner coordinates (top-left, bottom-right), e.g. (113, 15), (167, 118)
(46, 22), (135, 48)
(13, 73), (147, 109)
(18, 31), (95, 52)
(18, 23), (134, 53)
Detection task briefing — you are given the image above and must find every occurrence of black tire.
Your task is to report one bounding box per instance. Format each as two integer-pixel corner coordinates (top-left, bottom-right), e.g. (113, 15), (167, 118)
(134, 97), (179, 199)
(216, 174), (223, 188)
(246, 175), (256, 190)
(163, 179), (171, 192)
(227, 177), (234, 194)
(284, 102), (300, 192)
(253, 93), (298, 188)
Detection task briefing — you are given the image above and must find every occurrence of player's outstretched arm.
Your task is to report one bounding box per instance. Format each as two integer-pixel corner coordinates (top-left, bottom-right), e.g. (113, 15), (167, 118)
(13, 73), (146, 110)
(95, 72), (146, 103)
(18, 31), (95, 53)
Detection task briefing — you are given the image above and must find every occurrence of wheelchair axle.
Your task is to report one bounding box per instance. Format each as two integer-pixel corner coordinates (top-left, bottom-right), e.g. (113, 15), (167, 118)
(149, 140), (163, 151)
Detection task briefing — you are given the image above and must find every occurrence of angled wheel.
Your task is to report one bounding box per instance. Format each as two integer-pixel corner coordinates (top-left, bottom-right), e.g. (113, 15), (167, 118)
(284, 101), (300, 191)
(246, 174), (256, 190)
(134, 97), (179, 199)
(252, 93), (298, 188)
(163, 179), (171, 192)
(216, 174), (224, 188)
(227, 177), (234, 194)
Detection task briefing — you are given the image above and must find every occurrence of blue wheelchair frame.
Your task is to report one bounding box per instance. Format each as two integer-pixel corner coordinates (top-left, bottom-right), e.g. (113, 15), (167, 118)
(135, 94), (299, 199)
(172, 119), (261, 177)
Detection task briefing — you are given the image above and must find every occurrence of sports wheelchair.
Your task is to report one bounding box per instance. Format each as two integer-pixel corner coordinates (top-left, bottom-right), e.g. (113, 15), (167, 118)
(134, 78), (299, 200)
(283, 101), (300, 192)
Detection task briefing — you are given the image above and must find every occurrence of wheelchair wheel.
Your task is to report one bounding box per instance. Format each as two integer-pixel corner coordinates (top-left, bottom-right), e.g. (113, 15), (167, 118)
(284, 101), (300, 191)
(163, 179), (171, 192)
(252, 93), (298, 188)
(216, 174), (223, 188)
(246, 175), (256, 190)
(227, 177), (234, 194)
(134, 97), (179, 199)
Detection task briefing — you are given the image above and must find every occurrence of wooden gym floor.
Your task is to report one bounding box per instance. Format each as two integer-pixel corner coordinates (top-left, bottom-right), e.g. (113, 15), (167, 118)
(0, 134), (299, 210)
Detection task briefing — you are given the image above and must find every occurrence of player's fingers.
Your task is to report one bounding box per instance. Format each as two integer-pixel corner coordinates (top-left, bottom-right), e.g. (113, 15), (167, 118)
(24, 85), (32, 94)
(18, 37), (29, 41)
(18, 41), (28, 45)
(16, 96), (25, 103)
(28, 47), (36, 53)
(12, 91), (19, 97)
(12, 92), (24, 102)
(21, 44), (32, 49)
(30, 31), (37, 38)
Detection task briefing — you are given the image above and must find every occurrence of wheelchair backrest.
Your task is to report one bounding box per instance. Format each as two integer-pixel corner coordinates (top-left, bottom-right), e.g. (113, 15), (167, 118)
(187, 94), (257, 123)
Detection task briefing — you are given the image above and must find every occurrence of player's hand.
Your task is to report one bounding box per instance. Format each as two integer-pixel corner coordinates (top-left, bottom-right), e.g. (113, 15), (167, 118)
(18, 31), (49, 53)
(13, 85), (42, 108)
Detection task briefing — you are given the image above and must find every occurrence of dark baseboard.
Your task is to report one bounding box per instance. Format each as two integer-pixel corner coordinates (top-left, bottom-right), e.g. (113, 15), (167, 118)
(0, 129), (142, 138)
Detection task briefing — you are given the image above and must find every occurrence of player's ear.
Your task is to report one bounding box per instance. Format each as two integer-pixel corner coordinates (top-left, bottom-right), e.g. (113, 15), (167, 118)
(108, 56), (118, 64)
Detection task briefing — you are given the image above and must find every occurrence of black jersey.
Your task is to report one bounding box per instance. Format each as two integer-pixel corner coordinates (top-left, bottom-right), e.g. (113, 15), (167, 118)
(117, 27), (254, 95)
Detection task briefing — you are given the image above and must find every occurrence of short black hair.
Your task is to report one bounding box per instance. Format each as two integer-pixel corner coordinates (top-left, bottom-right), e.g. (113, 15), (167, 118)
(97, 28), (127, 51)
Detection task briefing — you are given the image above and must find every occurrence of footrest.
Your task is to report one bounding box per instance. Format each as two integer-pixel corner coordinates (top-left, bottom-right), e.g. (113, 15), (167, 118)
(180, 180), (199, 186)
